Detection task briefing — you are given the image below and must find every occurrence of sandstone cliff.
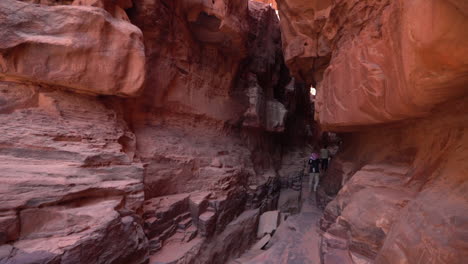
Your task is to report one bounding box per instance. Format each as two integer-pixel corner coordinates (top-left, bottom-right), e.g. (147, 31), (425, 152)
(1, 0), (466, 263)
(276, 0), (468, 263)
(0, 0), (312, 263)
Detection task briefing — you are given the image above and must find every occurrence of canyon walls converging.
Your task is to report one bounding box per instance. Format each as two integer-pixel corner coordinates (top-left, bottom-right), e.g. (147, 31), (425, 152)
(276, 0), (468, 263)
(1, 0), (467, 263)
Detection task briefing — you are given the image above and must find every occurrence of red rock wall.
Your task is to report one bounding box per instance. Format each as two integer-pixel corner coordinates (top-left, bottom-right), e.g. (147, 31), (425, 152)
(276, 0), (468, 263)
(277, 0), (468, 129)
(0, 0), (312, 263)
(316, 0), (468, 129)
(123, 0), (283, 197)
(319, 99), (468, 263)
(1, 0), (145, 96)
(121, 2), (308, 261)
(127, 0), (249, 119)
(0, 0), (149, 262)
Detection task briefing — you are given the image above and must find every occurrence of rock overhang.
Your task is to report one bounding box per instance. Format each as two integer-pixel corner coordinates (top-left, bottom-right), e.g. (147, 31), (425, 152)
(0, 0), (146, 97)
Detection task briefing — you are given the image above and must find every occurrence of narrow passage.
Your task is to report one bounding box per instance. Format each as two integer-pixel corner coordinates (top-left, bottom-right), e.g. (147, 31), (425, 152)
(234, 173), (323, 264)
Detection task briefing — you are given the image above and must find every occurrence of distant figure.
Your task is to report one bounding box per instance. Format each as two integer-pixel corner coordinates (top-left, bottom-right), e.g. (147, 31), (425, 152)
(308, 152), (320, 192)
(305, 124), (312, 137)
(320, 145), (330, 172)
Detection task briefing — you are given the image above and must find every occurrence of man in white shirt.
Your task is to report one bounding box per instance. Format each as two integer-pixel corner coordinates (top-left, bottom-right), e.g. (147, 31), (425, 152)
(320, 146), (330, 172)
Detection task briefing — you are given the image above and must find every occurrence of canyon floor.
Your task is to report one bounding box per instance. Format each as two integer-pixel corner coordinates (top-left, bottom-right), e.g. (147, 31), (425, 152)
(237, 176), (323, 264)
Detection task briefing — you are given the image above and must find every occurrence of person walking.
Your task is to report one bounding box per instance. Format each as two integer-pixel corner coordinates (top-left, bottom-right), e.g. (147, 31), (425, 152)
(320, 145), (330, 172)
(308, 152), (320, 192)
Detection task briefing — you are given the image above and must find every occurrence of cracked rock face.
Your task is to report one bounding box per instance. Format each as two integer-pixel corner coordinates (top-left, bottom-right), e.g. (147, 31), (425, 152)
(0, 81), (147, 263)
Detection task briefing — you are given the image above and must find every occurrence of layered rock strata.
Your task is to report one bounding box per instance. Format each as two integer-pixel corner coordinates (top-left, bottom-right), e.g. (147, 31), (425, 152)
(0, 81), (148, 263)
(0, 0), (311, 263)
(122, 0), (297, 261)
(0, 0), (149, 261)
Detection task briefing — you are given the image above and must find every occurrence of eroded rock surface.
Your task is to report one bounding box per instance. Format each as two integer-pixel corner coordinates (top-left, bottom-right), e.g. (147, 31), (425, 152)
(72, 0), (133, 21)
(0, 0), (145, 96)
(317, 100), (468, 263)
(0, 81), (147, 263)
(276, 0), (468, 263)
(277, 0), (468, 129)
(127, 0), (249, 117)
(123, 0), (305, 261)
(4, 0), (465, 263)
(1, 0), (314, 263)
(317, 0), (468, 129)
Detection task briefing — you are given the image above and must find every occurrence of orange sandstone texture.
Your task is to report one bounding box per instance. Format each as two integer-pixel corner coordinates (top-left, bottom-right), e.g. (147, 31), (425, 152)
(276, 0), (468, 263)
(0, 0), (145, 97)
(0, 0), (311, 263)
(316, 0), (468, 129)
(131, 0), (310, 261)
(319, 100), (468, 264)
(0, 81), (147, 263)
(0, 2), (148, 260)
(127, 0), (251, 121)
(122, 2), (301, 261)
(276, 0), (332, 85)
(277, 0), (468, 129)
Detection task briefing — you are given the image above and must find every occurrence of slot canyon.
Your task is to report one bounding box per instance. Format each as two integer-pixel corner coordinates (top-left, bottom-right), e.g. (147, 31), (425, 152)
(0, 0), (467, 263)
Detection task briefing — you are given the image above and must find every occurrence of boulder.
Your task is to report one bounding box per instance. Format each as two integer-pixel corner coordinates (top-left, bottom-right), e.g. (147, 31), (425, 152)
(189, 191), (212, 224)
(195, 209), (260, 264)
(3, 200), (148, 263)
(243, 77), (288, 132)
(198, 211), (217, 237)
(277, 189), (301, 214)
(252, 234), (271, 250)
(257, 210), (279, 238)
(321, 165), (418, 258)
(143, 193), (190, 221)
(0, 0), (145, 97)
(265, 100), (287, 132)
(142, 193), (192, 241)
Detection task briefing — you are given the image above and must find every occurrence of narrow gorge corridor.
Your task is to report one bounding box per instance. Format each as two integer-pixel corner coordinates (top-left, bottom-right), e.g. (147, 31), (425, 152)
(0, 0), (467, 264)
(238, 175), (323, 264)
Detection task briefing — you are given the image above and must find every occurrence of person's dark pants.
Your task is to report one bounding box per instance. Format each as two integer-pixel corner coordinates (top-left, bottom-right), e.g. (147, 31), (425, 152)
(321, 159), (328, 171)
